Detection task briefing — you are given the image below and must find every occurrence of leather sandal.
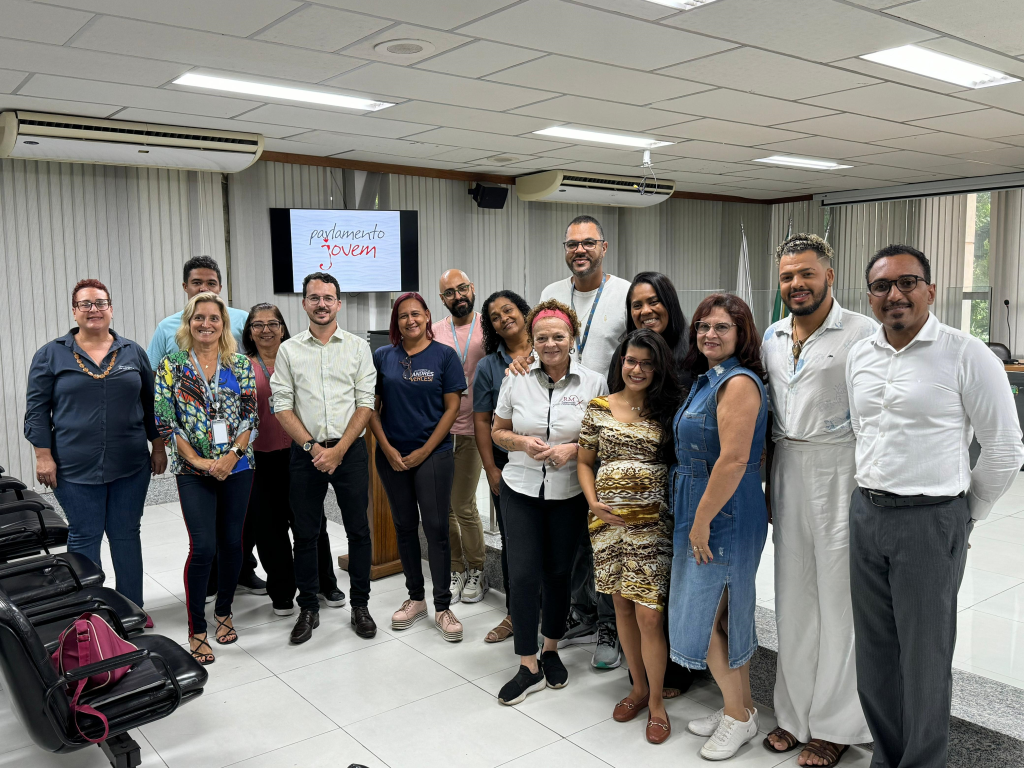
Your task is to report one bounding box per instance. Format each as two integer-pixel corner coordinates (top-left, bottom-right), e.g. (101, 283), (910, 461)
(663, 687), (682, 699)
(190, 634), (215, 665)
(485, 616), (514, 643)
(763, 726), (801, 753)
(214, 614), (237, 645)
(646, 714), (671, 745)
(612, 692), (650, 722)
(801, 740), (850, 766)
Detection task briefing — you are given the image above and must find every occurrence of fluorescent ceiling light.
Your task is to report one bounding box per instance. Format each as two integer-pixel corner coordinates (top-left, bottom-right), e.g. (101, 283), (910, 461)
(753, 155), (852, 170)
(860, 45), (1020, 89)
(643, 0), (721, 8)
(173, 73), (394, 111)
(534, 126), (673, 149)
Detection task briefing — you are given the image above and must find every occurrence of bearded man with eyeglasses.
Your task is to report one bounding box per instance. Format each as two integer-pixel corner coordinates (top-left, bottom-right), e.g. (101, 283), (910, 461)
(846, 244), (1024, 768)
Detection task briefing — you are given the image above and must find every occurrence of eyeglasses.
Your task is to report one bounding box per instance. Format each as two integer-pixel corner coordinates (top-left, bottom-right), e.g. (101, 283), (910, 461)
(305, 295), (337, 306)
(73, 300), (111, 310)
(401, 356), (412, 381)
(696, 322), (736, 335)
(250, 321), (282, 332)
(563, 239), (605, 252)
(441, 284), (472, 300)
(622, 356), (655, 373)
(867, 274), (927, 297)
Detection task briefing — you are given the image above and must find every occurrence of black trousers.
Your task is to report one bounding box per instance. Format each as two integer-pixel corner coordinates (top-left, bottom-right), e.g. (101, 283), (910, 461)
(502, 482), (588, 657)
(289, 440), (371, 612)
(490, 446), (510, 613)
(850, 488), (972, 768)
(375, 446), (454, 613)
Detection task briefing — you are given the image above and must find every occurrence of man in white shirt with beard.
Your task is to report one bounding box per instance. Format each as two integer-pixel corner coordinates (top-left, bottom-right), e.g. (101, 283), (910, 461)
(847, 244), (1024, 768)
(761, 234), (875, 766)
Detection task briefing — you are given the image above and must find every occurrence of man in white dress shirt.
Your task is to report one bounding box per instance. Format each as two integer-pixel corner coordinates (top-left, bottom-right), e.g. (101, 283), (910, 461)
(846, 244), (1024, 768)
(761, 235), (875, 765)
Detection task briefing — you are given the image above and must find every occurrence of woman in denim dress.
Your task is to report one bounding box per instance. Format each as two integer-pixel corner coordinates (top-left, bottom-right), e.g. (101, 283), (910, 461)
(669, 294), (769, 761)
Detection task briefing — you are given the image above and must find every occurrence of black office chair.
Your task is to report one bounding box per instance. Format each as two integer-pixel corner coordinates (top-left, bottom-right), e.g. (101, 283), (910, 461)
(0, 552), (105, 606)
(988, 342), (1012, 362)
(21, 587), (148, 653)
(0, 592), (207, 768)
(0, 495), (69, 562)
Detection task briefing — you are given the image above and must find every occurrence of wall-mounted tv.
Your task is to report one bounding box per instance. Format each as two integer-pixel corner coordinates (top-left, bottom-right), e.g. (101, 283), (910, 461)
(269, 208), (419, 294)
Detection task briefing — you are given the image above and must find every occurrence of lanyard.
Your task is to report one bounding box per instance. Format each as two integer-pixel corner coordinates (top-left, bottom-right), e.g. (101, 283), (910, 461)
(189, 350), (221, 414)
(570, 273), (607, 361)
(448, 314), (477, 366)
(254, 353), (272, 382)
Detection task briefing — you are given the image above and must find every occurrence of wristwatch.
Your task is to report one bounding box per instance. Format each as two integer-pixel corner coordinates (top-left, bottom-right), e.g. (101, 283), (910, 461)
(229, 445), (245, 459)
(302, 440), (318, 452)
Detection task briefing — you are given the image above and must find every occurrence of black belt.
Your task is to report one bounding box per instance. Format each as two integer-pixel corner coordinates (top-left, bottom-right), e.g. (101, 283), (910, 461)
(321, 439), (340, 448)
(861, 487), (965, 508)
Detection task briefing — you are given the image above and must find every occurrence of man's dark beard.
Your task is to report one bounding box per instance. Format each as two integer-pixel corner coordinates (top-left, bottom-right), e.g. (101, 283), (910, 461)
(785, 283), (828, 316)
(450, 295), (474, 318)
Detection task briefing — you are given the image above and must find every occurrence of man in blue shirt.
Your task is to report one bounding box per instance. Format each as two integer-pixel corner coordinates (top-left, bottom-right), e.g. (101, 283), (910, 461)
(146, 255), (249, 371)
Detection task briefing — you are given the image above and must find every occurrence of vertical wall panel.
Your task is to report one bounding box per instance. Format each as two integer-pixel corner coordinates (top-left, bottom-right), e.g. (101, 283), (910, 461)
(917, 194), (967, 327)
(989, 190), (1024, 354)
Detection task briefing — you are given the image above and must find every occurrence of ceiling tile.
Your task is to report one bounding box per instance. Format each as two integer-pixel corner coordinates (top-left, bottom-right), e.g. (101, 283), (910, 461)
(0, 39), (188, 88)
(0, 93), (118, 118)
(774, 113), (931, 142)
(666, 171), (742, 186)
(71, 17), (362, 83)
(46, 0), (301, 37)
(314, 0), (518, 29)
(327, 63), (549, 110)
(231, 103), (435, 137)
(926, 160), (1022, 176)
(650, 89), (835, 125)
(758, 136), (901, 158)
(416, 41), (544, 78)
(488, 56), (710, 105)
(289, 130), (456, 158)
(804, 83), (984, 121)
(407, 127), (570, 155)
(837, 163), (937, 180)
(459, 0), (735, 71)
(879, 133), (1011, 154)
(255, 6), (392, 53)
(658, 48), (879, 100)
(111, 108), (308, 138)
(910, 110), (1024, 139)
(886, 0), (1024, 56)
(953, 147), (1024, 167)
(722, 167), (846, 183)
(338, 153), (471, 170)
(847, 149), (966, 170)
(263, 136), (346, 157)
(0, 69), (26, 93)
(917, 39), (1024, 78)
(428, 147), (498, 163)
(657, 158), (756, 175)
(664, 0), (933, 63)
(655, 118), (808, 145)
(658, 141), (768, 162)
(341, 25), (471, 65)
(994, 135), (1024, 148)
(954, 82), (1024, 116)
(717, 178), (814, 191)
(828, 56), (967, 95)
(20, 74), (263, 118)
(372, 101), (554, 135)
(510, 95), (696, 132)
(0, 0), (93, 45)
(535, 144), (651, 164)
(570, 0), (681, 20)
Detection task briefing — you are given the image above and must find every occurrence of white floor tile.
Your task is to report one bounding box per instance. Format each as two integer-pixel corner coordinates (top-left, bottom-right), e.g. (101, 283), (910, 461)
(773, 745), (873, 767)
(952, 609), (1024, 681)
(345, 683), (560, 768)
(952, 661), (1024, 690)
(956, 567), (1023, 610)
(498, 739), (613, 767)
(398, 608), (523, 680)
(972, 581), (1024, 623)
(280, 640), (463, 727)
(226, 729), (388, 767)
(139, 677), (336, 768)
(188, 642), (274, 695)
(965, 537), (1024, 579)
(971, 515), (1024, 546)
(141, 573), (182, 610)
(139, 519), (190, 550)
(140, 506), (185, 527)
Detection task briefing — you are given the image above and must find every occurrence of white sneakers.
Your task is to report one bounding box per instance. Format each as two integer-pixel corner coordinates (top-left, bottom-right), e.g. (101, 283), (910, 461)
(687, 707), (725, 737)
(461, 569), (487, 603)
(698, 708), (759, 761)
(449, 571), (466, 604)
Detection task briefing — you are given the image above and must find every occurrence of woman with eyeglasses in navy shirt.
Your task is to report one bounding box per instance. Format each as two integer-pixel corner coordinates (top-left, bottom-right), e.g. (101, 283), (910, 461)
(371, 292), (467, 643)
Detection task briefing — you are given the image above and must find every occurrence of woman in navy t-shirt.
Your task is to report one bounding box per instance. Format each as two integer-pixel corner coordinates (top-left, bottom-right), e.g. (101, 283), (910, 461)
(371, 292), (467, 642)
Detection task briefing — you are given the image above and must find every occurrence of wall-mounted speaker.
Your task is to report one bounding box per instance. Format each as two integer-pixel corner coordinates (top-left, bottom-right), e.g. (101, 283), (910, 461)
(468, 183), (508, 209)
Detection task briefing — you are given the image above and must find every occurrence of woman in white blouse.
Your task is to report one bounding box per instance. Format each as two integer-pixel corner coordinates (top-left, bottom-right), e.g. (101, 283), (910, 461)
(491, 299), (609, 706)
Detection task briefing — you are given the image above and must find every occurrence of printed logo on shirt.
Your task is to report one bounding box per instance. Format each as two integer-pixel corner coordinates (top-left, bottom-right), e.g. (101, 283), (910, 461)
(114, 364), (138, 373)
(558, 394), (585, 409)
(408, 368), (435, 382)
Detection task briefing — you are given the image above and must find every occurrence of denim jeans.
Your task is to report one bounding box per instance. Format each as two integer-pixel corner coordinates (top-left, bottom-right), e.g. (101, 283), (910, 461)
(53, 464), (151, 608)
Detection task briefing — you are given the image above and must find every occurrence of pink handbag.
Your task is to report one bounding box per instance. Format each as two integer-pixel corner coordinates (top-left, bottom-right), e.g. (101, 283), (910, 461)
(51, 613), (139, 743)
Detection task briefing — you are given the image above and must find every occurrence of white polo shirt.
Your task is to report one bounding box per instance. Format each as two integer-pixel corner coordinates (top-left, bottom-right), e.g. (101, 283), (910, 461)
(495, 357), (608, 500)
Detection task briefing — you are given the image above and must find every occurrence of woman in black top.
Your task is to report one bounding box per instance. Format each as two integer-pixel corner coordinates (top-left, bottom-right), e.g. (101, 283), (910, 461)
(24, 279), (165, 612)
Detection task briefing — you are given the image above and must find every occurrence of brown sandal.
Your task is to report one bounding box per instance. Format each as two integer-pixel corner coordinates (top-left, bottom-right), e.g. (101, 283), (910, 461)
(662, 687), (682, 699)
(485, 616), (513, 643)
(190, 634), (215, 666)
(763, 727), (801, 753)
(800, 740), (850, 766)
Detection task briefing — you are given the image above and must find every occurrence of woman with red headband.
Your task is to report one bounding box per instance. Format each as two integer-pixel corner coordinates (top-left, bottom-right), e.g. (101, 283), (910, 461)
(491, 299), (609, 706)
(370, 292), (467, 643)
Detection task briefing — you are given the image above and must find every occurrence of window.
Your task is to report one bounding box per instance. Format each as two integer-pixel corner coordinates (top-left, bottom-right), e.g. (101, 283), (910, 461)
(962, 192), (991, 342)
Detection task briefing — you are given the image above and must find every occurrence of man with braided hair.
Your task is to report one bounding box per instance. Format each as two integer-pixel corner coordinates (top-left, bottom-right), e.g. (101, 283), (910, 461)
(759, 234), (876, 766)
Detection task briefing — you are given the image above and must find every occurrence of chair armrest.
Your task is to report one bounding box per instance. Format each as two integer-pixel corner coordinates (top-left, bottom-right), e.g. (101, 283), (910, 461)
(0, 556), (83, 590)
(60, 649), (153, 684)
(0, 478), (27, 493)
(28, 602), (131, 638)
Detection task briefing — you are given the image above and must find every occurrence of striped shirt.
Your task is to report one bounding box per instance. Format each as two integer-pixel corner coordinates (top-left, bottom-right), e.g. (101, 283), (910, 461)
(269, 326), (375, 443)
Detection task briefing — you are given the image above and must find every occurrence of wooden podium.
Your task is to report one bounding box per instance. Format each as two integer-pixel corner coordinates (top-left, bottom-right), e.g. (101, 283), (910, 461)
(337, 432), (404, 580)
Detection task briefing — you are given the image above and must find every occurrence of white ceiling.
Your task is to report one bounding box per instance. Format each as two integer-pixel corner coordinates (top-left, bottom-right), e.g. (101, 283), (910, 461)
(3, 0), (1024, 198)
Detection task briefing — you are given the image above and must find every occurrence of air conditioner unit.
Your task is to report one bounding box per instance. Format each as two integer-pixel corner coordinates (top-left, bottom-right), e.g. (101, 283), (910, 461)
(516, 170), (675, 207)
(0, 111), (263, 173)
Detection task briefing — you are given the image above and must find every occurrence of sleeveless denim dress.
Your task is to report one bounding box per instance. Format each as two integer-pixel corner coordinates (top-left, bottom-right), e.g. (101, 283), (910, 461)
(668, 356), (769, 670)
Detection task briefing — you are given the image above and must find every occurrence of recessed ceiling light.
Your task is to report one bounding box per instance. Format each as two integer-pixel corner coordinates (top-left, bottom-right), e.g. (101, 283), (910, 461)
(643, 0), (721, 8)
(860, 45), (1020, 89)
(173, 73), (394, 111)
(753, 155), (852, 170)
(374, 39), (435, 56)
(534, 126), (673, 149)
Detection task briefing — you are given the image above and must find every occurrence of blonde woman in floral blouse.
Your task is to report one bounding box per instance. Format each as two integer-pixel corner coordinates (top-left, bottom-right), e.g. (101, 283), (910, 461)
(154, 291), (257, 665)
(578, 329), (682, 745)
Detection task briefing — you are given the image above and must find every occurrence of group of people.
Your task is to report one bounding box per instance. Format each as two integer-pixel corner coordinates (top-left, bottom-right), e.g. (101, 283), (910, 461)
(23, 213), (1024, 768)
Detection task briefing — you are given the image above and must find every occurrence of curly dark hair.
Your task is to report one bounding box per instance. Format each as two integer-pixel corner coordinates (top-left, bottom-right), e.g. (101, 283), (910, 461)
(610, 329), (683, 462)
(681, 293), (767, 382)
(525, 299), (580, 347)
(480, 290), (531, 355)
(241, 303), (291, 357)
